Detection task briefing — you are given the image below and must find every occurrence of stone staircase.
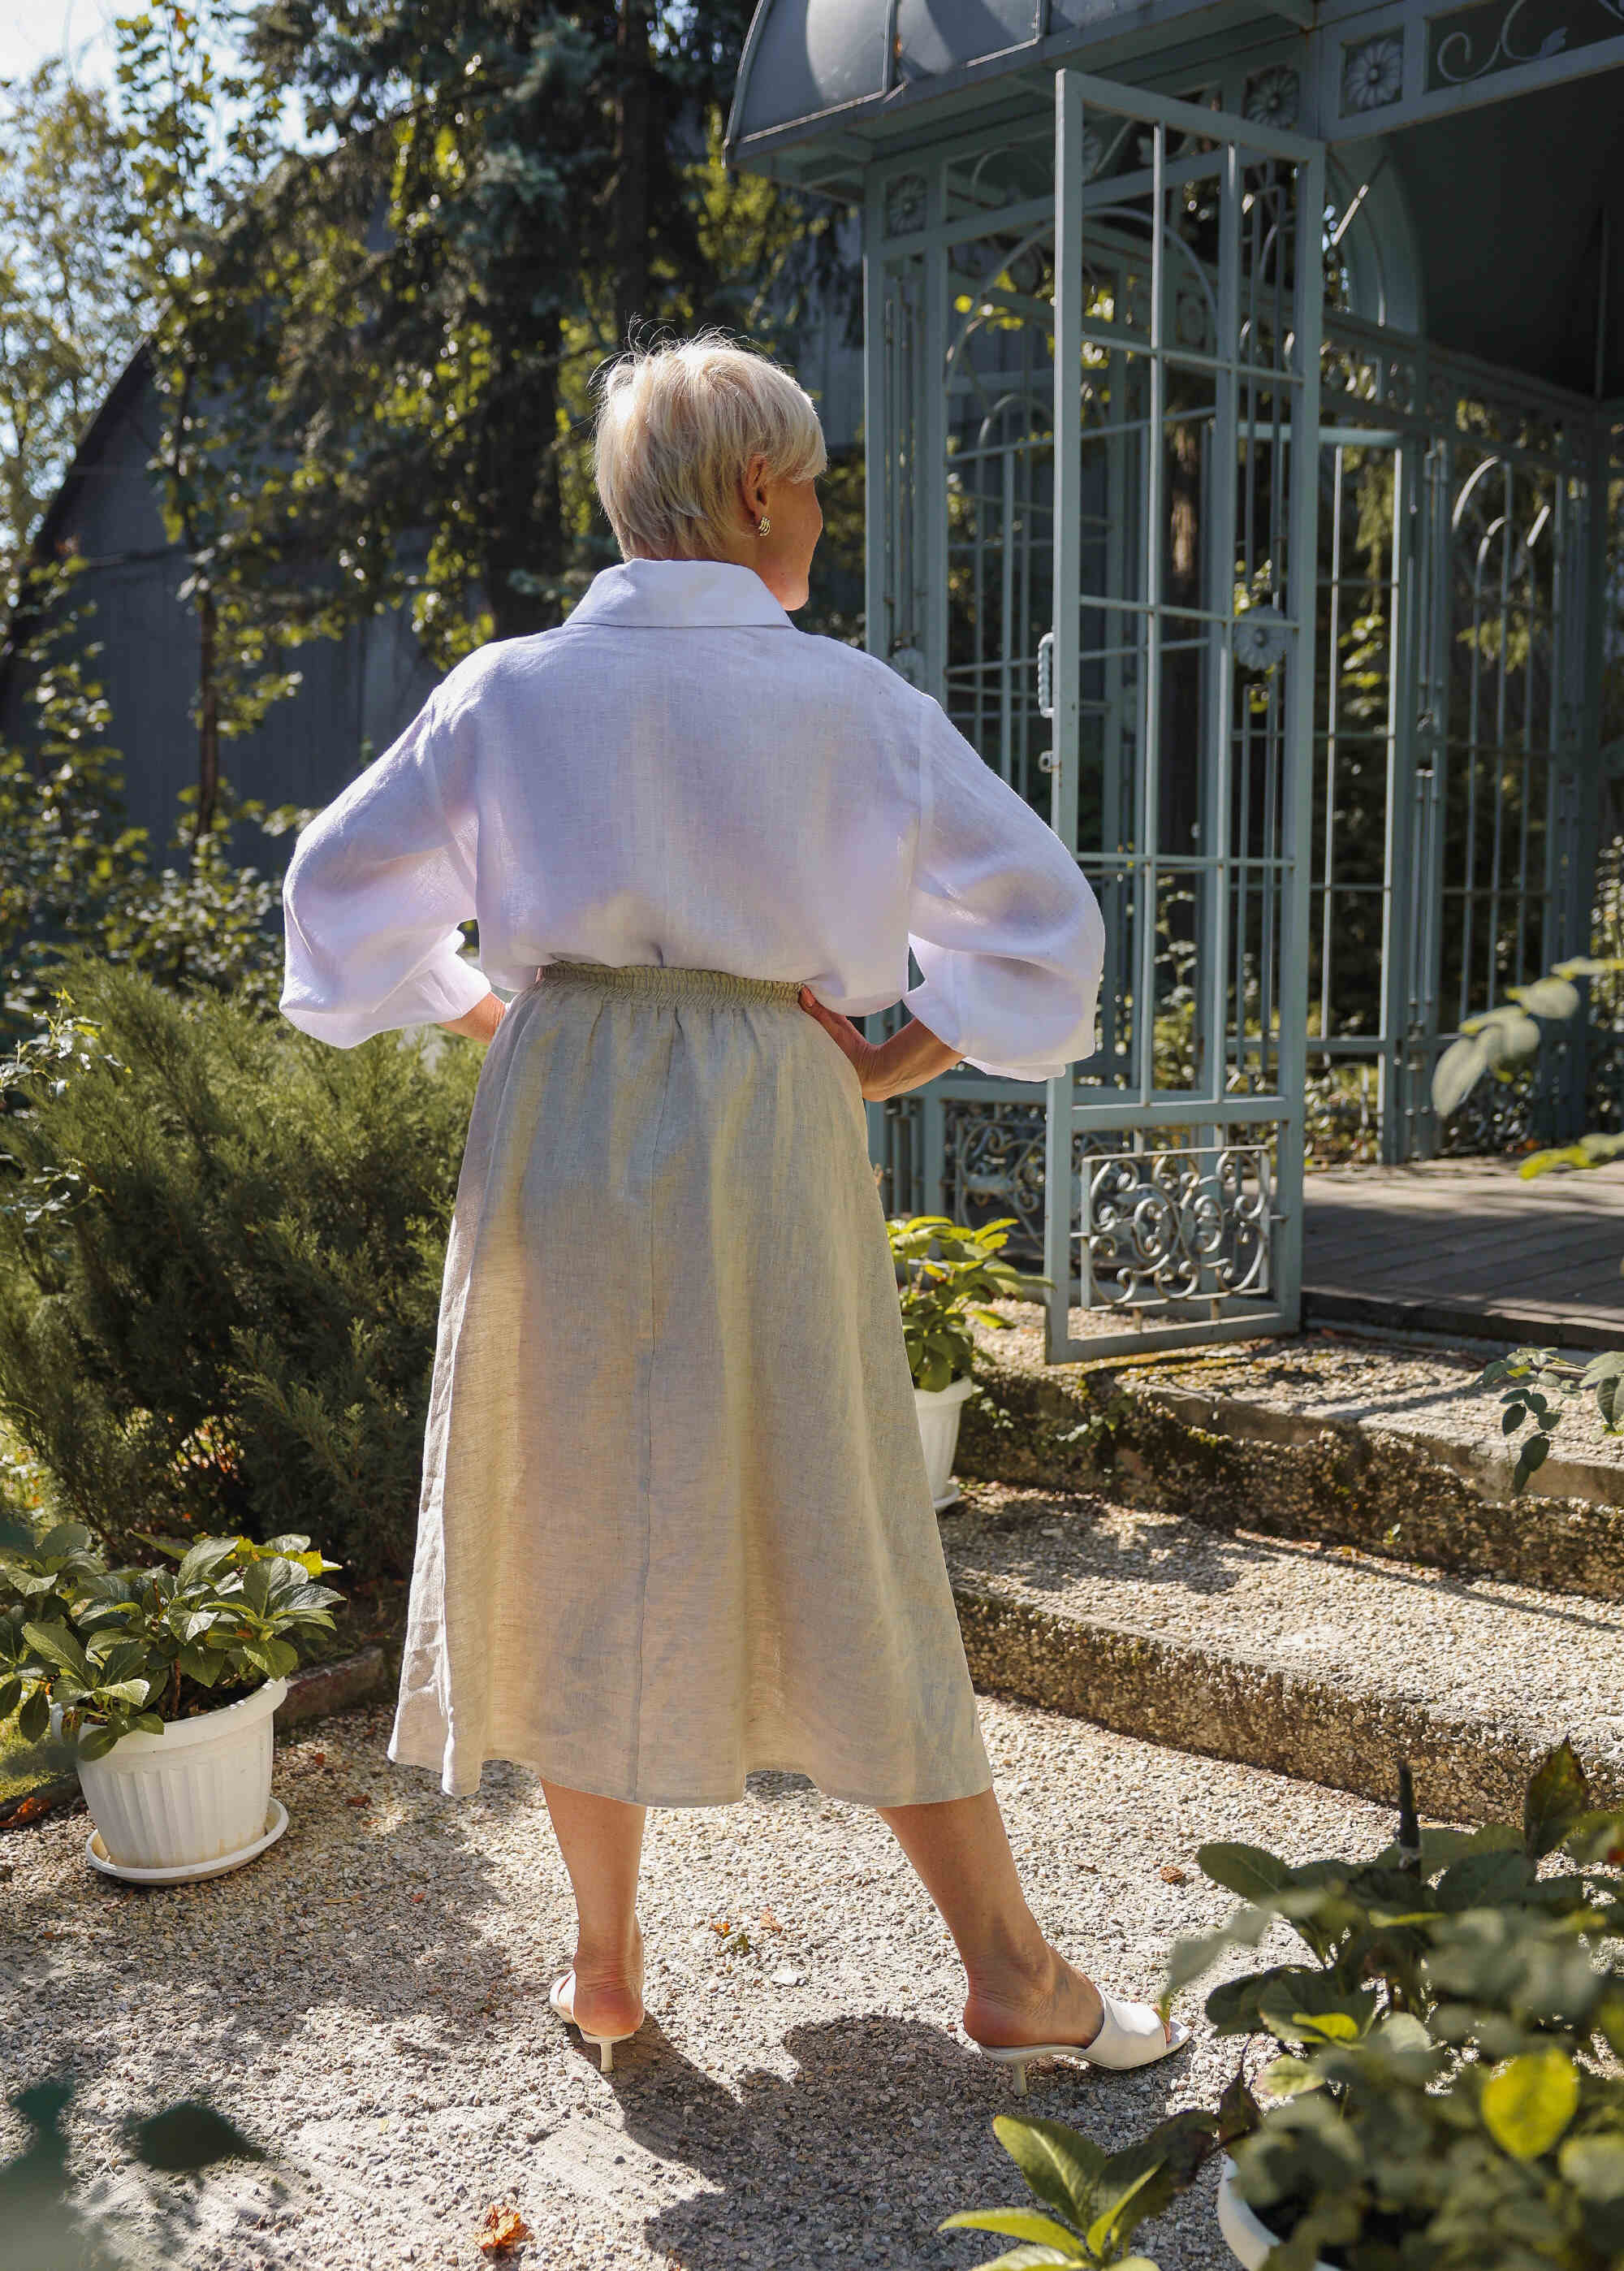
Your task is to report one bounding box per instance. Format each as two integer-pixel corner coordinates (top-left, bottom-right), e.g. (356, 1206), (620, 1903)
(949, 1311), (1624, 1822)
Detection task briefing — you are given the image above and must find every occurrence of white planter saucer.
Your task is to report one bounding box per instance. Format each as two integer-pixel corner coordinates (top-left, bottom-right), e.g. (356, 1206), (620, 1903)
(932, 1483), (962, 1512)
(86, 1797), (288, 1886)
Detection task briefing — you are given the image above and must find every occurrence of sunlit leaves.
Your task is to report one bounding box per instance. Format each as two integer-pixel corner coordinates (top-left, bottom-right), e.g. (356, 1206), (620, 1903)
(889, 1213), (1047, 1393)
(0, 1518), (344, 1752)
(1480, 2047), (1580, 2161)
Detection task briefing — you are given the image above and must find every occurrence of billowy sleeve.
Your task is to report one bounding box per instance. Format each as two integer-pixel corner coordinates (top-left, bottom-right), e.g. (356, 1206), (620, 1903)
(279, 685), (490, 1049)
(901, 695), (1105, 1083)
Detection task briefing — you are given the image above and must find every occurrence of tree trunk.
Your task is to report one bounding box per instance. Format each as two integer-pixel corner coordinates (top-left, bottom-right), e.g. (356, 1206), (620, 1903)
(614, 0), (651, 347)
(196, 585), (220, 852)
(484, 309), (564, 642)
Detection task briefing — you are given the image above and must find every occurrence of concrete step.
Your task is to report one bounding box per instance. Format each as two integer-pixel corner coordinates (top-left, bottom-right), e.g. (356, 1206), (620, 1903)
(960, 1305), (1624, 1600)
(944, 1478), (1624, 1824)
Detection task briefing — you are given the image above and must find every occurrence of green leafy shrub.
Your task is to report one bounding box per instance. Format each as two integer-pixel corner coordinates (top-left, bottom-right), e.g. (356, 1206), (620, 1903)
(0, 564), (304, 1046)
(0, 1520), (342, 1758)
(0, 950), (482, 1579)
(1170, 1743), (1624, 2268)
(888, 1213), (1047, 1393)
(946, 1745), (1624, 2269)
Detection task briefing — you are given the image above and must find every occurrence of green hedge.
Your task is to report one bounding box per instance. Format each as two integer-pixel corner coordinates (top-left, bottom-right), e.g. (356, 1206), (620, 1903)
(0, 951), (482, 1581)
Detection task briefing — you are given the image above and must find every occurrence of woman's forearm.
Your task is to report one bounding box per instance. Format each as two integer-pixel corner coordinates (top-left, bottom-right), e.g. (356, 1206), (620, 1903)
(868, 1016), (961, 1100)
(438, 991), (505, 1043)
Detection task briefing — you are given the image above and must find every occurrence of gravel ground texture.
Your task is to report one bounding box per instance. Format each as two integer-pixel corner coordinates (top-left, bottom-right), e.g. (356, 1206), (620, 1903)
(4, 1695), (1410, 2271)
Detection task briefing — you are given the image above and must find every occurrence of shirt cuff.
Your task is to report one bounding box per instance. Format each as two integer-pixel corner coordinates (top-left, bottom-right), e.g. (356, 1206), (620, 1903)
(901, 976), (963, 1054)
(281, 937), (490, 1049)
(901, 977), (1070, 1084)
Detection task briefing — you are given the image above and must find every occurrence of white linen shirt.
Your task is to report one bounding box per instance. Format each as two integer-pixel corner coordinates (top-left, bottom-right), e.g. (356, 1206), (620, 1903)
(279, 557), (1105, 1082)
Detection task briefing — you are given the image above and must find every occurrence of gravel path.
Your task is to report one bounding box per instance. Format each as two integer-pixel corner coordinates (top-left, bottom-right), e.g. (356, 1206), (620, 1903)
(6, 1696), (1406, 2271)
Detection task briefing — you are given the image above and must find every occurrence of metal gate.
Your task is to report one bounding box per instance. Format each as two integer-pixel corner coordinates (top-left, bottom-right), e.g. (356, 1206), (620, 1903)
(1040, 74), (1324, 1356)
(863, 74), (1324, 1356)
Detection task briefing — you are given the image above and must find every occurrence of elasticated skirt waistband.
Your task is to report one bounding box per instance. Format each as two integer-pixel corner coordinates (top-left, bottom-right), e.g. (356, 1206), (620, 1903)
(531, 959), (805, 1008)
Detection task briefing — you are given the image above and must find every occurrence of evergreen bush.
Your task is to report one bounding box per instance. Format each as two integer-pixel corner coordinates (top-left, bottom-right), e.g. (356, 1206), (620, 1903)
(0, 949), (482, 1580)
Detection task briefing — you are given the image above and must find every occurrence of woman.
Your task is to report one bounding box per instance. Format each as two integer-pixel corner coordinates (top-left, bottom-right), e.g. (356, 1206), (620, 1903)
(279, 333), (1187, 2095)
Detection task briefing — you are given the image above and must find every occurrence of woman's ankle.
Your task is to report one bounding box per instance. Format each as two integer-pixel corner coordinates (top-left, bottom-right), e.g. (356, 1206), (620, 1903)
(962, 1944), (1104, 2048)
(963, 1936), (1061, 2019)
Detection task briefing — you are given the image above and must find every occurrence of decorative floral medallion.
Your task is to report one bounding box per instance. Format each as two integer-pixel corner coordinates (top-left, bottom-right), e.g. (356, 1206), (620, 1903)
(883, 172), (926, 237)
(1244, 66), (1301, 128)
(1233, 603), (1293, 673)
(1341, 32), (1406, 110)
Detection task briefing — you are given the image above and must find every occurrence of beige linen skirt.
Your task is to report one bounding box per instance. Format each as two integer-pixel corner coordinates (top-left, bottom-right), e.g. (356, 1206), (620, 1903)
(387, 957), (992, 1808)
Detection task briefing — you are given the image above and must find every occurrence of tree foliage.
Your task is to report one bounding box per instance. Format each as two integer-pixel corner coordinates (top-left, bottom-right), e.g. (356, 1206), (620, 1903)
(0, 63), (146, 576)
(131, 0), (863, 675)
(0, 560), (300, 1049)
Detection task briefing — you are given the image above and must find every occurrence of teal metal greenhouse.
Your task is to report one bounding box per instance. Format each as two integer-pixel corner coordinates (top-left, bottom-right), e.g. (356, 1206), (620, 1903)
(727, 0), (1624, 1359)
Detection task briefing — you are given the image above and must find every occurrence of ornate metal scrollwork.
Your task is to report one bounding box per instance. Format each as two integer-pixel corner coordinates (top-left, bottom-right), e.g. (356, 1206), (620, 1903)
(1082, 1146), (1272, 1309)
(1427, 0), (1624, 89)
(941, 1110), (1275, 1312)
(943, 1101), (1047, 1255)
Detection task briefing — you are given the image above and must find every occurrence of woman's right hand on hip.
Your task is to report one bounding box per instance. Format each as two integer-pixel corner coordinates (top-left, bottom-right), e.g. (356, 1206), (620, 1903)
(797, 985), (885, 1100)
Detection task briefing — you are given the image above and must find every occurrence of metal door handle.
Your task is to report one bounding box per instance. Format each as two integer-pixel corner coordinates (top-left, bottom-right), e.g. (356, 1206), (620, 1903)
(1037, 629), (1055, 720)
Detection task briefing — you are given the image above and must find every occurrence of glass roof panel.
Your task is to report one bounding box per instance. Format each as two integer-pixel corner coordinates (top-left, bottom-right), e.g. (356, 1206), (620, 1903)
(730, 0), (1052, 145)
(894, 0), (1040, 81)
(731, 0), (890, 139)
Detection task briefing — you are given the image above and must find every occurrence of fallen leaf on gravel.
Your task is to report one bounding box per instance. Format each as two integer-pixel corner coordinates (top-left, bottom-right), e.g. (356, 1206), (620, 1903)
(411, 1891), (426, 1904)
(1160, 1863), (1188, 1884)
(346, 1794), (369, 1808)
(708, 1917), (730, 1935)
(758, 1910), (784, 1933)
(0, 1788), (72, 1830)
(476, 2203), (531, 2255)
(311, 1751), (326, 1765)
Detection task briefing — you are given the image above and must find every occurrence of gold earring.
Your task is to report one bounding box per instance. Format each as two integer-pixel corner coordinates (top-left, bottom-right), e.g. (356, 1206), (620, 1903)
(757, 514), (771, 537)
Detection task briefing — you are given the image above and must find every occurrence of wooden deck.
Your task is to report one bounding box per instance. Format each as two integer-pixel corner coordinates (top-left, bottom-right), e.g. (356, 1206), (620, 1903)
(1302, 1158), (1624, 1348)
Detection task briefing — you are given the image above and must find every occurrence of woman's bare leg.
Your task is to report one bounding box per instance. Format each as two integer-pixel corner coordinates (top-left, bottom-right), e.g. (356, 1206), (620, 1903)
(540, 1779), (646, 2039)
(879, 1787), (1166, 2048)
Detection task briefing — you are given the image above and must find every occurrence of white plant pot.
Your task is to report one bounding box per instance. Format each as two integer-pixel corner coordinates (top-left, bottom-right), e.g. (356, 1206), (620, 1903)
(70, 1676), (287, 1875)
(914, 1373), (976, 1509)
(1217, 2156), (1337, 2271)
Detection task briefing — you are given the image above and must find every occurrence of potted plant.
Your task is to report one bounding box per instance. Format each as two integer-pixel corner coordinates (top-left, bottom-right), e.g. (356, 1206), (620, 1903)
(888, 1213), (1047, 1508)
(0, 1519), (343, 1882)
(944, 1743), (1624, 2270)
(1181, 1742), (1624, 2269)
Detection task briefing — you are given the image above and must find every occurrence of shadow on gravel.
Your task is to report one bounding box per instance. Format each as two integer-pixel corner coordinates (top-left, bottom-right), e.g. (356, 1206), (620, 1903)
(942, 1497), (1246, 1603)
(4, 1753), (516, 2039)
(580, 2013), (1194, 2270)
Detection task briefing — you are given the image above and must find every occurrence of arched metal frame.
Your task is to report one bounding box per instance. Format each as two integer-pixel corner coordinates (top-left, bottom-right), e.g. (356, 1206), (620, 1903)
(1310, 301), (1601, 1162)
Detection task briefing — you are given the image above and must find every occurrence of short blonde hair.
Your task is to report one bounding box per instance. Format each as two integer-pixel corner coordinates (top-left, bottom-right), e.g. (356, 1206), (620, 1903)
(592, 332), (827, 561)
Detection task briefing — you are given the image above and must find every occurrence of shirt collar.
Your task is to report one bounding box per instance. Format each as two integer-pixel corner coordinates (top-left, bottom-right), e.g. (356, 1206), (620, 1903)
(564, 557), (794, 631)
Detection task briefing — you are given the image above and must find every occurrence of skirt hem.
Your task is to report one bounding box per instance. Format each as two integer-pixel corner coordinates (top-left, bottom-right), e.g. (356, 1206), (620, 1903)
(386, 1729), (994, 1813)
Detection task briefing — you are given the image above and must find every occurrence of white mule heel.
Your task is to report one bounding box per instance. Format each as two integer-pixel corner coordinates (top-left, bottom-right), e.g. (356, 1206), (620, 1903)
(973, 1992), (1191, 2097)
(549, 1968), (642, 2074)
